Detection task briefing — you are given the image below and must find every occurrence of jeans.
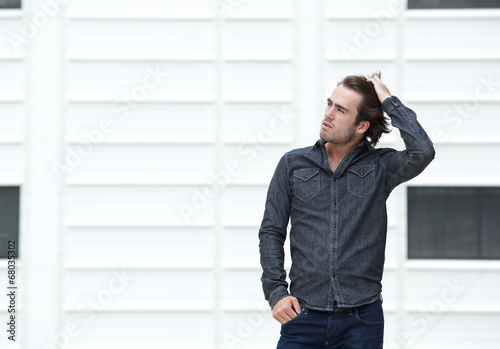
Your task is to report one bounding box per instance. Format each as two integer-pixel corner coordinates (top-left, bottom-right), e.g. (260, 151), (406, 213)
(276, 299), (384, 349)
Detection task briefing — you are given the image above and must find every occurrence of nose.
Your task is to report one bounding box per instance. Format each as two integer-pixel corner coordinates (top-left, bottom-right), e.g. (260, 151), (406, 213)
(325, 108), (334, 120)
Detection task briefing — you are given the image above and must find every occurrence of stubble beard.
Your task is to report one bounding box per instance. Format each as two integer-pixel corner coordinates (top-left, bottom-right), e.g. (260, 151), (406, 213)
(320, 123), (357, 146)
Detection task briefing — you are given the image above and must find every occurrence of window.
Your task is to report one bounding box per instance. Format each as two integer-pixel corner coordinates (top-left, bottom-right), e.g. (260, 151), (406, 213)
(408, 187), (500, 259)
(408, 0), (500, 9)
(0, 187), (20, 259)
(0, 0), (21, 9)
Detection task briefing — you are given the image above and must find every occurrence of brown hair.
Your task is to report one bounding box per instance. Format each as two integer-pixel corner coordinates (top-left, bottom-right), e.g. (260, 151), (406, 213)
(338, 72), (391, 147)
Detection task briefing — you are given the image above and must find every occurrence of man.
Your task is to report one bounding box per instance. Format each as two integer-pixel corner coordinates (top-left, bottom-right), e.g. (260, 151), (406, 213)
(258, 73), (435, 348)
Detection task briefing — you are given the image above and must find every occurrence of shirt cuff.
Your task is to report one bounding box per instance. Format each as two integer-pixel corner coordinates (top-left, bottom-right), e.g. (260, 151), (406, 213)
(381, 95), (400, 111)
(268, 288), (290, 310)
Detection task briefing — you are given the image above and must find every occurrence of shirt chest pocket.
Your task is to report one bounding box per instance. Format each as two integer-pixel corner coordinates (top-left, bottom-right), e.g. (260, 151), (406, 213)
(347, 165), (376, 198)
(293, 168), (320, 202)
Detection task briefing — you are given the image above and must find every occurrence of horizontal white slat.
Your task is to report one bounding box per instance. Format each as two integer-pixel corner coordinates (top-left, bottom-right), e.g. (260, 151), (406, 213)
(0, 145), (24, 179)
(405, 269), (500, 309)
(405, 305), (500, 314)
(65, 227), (213, 266)
(221, 269), (265, 308)
(325, 11), (397, 19)
(221, 186), (269, 226)
(64, 304), (213, 312)
(223, 139), (293, 146)
(385, 226), (400, 266)
(326, 53), (396, 61)
(405, 53), (500, 61)
(400, 312), (500, 348)
(404, 94), (500, 103)
(61, 312), (214, 345)
(65, 217), (215, 228)
(63, 346), (211, 349)
(222, 21), (293, 59)
(325, 0), (401, 14)
(221, 227), (262, 268)
(63, 269), (214, 308)
(223, 62), (293, 100)
(0, 137), (23, 143)
(220, 310), (281, 346)
(65, 138), (215, 145)
(0, 61), (23, 98)
(403, 61), (500, 97)
(219, 144), (290, 183)
(405, 260), (500, 271)
(67, 20), (215, 59)
(67, 11), (215, 20)
(67, 53), (215, 61)
(430, 138), (500, 145)
(66, 95), (298, 103)
(324, 61), (399, 96)
(67, 0), (215, 19)
(63, 144), (216, 183)
(0, 18), (25, 57)
(325, 18), (397, 60)
(0, 94), (23, 102)
(66, 178), (219, 186)
(223, 53), (293, 61)
(223, 94), (293, 103)
(64, 261), (213, 270)
(405, 18), (500, 57)
(0, 54), (23, 60)
(0, 10), (22, 19)
(66, 93), (215, 103)
(0, 177), (23, 185)
(65, 185), (216, 226)
(407, 177), (500, 187)
(65, 102), (215, 144)
(66, 61), (214, 99)
(405, 9), (500, 20)
(404, 101), (500, 145)
(223, 12), (294, 20)
(219, 0), (294, 19)
(414, 143), (500, 184)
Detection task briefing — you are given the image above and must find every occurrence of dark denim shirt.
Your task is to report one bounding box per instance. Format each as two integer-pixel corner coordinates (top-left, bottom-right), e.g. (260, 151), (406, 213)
(259, 96), (435, 311)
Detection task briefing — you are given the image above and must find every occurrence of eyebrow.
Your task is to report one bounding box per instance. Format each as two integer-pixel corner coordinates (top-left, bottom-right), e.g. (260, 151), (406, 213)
(327, 98), (349, 113)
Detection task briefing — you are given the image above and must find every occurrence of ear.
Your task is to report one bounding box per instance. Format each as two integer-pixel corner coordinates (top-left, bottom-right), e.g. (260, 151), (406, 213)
(356, 121), (370, 134)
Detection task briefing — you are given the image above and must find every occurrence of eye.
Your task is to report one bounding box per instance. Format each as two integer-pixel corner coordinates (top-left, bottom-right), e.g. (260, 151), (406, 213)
(338, 108), (345, 114)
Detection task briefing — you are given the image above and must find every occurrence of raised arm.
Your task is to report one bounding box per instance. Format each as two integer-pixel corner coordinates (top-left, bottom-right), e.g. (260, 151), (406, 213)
(368, 75), (435, 191)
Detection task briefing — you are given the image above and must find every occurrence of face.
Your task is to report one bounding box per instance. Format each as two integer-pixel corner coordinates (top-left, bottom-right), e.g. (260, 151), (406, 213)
(320, 84), (366, 146)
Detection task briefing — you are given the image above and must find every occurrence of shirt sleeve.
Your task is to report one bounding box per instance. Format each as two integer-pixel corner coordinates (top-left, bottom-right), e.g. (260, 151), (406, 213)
(382, 96), (436, 192)
(258, 154), (292, 310)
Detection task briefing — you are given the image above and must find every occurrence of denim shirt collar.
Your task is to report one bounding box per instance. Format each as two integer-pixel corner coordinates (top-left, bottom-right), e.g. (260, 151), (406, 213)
(313, 138), (371, 177)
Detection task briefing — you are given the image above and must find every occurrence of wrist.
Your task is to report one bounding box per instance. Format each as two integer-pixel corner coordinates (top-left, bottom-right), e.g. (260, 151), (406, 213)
(380, 94), (392, 104)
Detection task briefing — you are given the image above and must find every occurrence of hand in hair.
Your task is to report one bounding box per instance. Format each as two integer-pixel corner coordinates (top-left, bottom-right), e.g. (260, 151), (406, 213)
(367, 74), (392, 104)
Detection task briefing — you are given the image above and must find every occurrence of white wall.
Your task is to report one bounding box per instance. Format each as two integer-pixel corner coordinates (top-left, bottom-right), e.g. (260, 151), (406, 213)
(0, 0), (499, 348)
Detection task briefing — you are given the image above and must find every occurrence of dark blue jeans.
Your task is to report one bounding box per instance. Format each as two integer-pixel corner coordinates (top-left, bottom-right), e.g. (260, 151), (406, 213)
(276, 299), (384, 349)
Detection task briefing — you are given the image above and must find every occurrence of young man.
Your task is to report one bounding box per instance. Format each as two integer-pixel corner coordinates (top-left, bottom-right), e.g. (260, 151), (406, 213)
(258, 73), (435, 348)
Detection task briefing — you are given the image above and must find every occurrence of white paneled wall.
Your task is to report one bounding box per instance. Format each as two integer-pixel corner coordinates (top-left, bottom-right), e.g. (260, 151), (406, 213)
(0, 1), (499, 348)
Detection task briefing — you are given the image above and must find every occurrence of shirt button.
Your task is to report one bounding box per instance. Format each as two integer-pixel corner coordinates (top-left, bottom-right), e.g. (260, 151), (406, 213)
(333, 224), (336, 228)
(333, 273), (336, 277)
(332, 248), (335, 252)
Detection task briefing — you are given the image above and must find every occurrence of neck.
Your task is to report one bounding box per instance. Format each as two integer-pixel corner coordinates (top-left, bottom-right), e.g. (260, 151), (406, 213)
(324, 139), (362, 171)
